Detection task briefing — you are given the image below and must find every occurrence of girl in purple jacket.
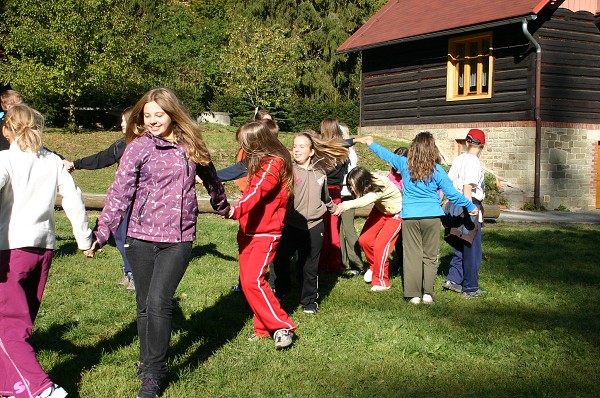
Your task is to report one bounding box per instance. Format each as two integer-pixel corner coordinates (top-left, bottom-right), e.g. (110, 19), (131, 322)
(85, 88), (229, 398)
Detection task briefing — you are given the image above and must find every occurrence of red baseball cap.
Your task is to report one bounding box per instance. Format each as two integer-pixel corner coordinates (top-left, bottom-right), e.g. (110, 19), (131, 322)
(466, 129), (485, 145)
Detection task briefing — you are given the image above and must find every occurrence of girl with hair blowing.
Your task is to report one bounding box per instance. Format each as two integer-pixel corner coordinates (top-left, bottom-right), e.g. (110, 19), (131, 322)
(0, 104), (92, 398)
(84, 88), (230, 398)
(355, 133), (477, 304)
(272, 130), (348, 314)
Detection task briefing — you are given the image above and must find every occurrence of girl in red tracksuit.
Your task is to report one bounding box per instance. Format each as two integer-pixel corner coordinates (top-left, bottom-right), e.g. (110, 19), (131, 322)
(228, 120), (296, 350)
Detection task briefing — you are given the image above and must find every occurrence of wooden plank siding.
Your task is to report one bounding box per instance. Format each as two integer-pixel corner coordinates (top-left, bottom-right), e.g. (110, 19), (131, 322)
(361, 24), (534, 126)
(359, 8), (600, 127)
(536, 9), (600, 123)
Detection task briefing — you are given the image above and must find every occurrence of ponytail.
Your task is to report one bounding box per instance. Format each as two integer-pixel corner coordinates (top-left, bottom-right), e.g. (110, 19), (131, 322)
(4, 104), (44, 153)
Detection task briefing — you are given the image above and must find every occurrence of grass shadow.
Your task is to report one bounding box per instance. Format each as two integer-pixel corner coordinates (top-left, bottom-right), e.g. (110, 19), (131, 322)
(30, 320), (138, 397)
(192, 242), (237, 262)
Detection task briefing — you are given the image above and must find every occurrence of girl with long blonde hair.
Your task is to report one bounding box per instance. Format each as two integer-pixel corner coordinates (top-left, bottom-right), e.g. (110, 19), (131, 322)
(318, 117), (349, 274)
(85, 88), (230, 397)
(0, 104), (92, 398)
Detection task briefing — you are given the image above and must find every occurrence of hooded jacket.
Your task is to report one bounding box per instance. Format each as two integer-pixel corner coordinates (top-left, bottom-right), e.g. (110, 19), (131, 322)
(95, 132), (229, 246)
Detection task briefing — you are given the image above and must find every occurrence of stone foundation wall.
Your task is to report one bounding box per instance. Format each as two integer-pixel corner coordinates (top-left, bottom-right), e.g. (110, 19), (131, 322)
(360, 122), (600, 210)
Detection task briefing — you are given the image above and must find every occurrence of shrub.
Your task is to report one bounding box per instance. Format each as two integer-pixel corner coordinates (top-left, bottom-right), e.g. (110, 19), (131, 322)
(484, 172), (509, 207)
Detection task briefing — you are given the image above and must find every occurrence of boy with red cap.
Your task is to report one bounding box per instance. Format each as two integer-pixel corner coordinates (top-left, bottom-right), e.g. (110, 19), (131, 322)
(442, 129), (487, 298)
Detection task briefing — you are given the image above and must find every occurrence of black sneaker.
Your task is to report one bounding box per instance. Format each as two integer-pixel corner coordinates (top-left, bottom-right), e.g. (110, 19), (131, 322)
(303, 302), (318, 314)
(137, 376), (161, 398)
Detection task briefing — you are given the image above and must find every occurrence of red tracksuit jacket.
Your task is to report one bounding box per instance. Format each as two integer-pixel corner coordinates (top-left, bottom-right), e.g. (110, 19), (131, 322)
(230, 157), (289, 236)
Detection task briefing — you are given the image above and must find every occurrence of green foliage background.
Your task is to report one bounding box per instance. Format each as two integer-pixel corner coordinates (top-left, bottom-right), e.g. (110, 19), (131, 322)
(0, 0), (380, 130)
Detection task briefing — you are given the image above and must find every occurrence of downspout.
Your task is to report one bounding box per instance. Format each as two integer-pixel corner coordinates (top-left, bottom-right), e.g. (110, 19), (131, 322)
(522, 16), (542, 208)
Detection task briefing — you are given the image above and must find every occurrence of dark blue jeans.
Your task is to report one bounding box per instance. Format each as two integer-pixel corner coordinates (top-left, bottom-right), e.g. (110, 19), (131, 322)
(115, 208), (132, 274)
(125, 238), (192, 378)
(446, 221), (483, 293)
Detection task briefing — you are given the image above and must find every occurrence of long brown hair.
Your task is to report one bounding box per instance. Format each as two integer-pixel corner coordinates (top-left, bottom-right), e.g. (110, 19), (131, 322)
(237, 121), (294, 196)
(295, 130), (348, 173)
(407, 132), (442, 182)
(126, 88), (211, 165)
(3, 104), (44, 153)
(320, 117), (343, 140)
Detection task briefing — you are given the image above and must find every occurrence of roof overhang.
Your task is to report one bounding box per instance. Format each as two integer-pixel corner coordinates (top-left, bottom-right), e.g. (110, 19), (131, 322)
(336, 0), (561, 55)
(337, 16), (532, 54)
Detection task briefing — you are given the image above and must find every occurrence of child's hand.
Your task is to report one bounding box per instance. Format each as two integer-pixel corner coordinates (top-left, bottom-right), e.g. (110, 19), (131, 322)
(63, 159), (75, 173)
(468, 207), (479, 216)
(354, 136), (374, 146)
(333, 203), (346, 216)
(83, 241), (100, 258)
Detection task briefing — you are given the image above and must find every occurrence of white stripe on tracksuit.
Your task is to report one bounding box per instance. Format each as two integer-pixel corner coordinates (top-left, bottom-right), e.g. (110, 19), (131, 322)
(375, 222), (403, 287)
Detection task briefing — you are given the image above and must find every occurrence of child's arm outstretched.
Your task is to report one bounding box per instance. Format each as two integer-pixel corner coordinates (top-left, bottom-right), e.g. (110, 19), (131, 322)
(197, 161), (230, 216)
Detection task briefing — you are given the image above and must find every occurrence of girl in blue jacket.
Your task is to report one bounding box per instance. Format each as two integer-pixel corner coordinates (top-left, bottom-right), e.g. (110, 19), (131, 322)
(355, 133), (478, 304)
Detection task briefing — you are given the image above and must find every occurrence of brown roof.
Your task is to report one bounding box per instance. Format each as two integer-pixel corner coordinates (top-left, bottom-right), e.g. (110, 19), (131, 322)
(337, 0), (557, 53)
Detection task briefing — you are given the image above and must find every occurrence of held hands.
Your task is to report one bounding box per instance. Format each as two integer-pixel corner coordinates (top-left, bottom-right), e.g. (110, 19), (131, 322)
(83, 240), (101, 258)
(63, 159), (75, 173)
(468, 207), (479, 216)
(353, 136), (374, 146)
(333, 203), (346, 216)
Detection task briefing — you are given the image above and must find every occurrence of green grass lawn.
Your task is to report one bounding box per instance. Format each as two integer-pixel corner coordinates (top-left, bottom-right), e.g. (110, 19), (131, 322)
(36, 128), (600, 397)
(38, 212), (600, 398)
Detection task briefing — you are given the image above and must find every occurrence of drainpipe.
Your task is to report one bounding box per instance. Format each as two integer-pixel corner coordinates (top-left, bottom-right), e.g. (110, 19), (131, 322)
(522, 16), (542, 208)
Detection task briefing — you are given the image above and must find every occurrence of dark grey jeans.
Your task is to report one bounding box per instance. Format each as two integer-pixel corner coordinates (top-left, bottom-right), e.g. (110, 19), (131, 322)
(126, 238), (192, 378)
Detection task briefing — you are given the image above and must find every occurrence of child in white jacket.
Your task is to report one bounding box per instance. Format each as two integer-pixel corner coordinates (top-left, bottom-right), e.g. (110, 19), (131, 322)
(0, 104), (92, 398)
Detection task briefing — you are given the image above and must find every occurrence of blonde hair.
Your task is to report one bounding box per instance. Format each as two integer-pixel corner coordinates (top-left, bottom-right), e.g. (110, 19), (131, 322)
(295, 130), (348, 173)
(407, 132), (442, 182)
(3, 104), (44, 153)
(1, 90), (24, 110)
(236, 121), (294, 196)
(126, 88), (211, 165)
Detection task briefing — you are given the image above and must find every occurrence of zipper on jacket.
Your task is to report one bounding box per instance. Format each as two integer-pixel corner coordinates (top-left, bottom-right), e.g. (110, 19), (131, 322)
(136, 191), (150, 222)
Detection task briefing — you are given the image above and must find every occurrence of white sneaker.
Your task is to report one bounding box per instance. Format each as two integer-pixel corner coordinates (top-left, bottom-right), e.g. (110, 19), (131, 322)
(37, 384), (68, 398)
(422, 294), (435, 304)
(273, 329), (294, 350)
(408, 297), (421, 304)
(363, 269), (373, 283)
(370, 285), (390, 292)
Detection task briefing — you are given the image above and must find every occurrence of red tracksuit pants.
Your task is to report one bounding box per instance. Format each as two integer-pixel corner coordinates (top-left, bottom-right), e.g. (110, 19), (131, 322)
(318, 186), (342, 273)
(358, 209), (402, 288)
(237, 232), (296, 336)
(0, 248), (55, 398)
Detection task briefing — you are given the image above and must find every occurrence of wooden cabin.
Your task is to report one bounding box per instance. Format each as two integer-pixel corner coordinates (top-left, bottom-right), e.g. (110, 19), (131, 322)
(338, 0), (600, 210)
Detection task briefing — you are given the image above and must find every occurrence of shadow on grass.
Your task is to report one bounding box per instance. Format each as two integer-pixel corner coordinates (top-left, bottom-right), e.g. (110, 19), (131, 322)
(30, 320), (139, 398)
(165, 291), (252, 384)
(192, 242), (237, 262)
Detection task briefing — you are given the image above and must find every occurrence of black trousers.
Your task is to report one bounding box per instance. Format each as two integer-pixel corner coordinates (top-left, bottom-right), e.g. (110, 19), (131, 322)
(272, 223), (324, 308)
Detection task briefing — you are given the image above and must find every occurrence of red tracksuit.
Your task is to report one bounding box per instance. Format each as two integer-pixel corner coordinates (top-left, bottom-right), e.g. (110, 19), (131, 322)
(230, 157), (296, 336)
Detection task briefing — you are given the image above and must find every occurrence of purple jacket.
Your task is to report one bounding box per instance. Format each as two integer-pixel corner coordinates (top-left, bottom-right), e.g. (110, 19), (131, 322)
(95, 132), (229, 246)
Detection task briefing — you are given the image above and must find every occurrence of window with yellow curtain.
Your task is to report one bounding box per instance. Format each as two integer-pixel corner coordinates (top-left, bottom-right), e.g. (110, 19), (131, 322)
(447, 32), (493, 101)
